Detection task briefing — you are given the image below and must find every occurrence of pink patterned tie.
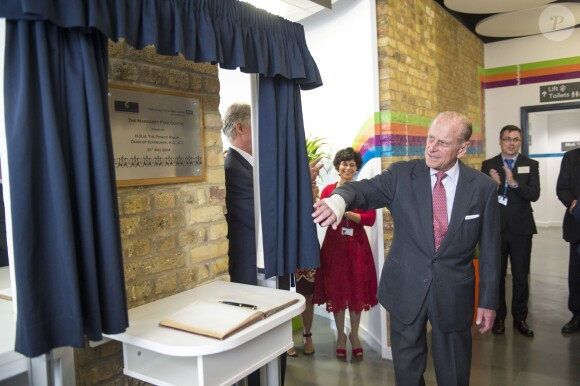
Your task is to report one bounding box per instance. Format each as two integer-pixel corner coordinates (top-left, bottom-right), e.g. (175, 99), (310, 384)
(433, 172), (448, 251)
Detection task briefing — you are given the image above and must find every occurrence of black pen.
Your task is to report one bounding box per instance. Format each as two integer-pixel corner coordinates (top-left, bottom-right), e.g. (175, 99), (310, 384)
(219, 300), (258, 310)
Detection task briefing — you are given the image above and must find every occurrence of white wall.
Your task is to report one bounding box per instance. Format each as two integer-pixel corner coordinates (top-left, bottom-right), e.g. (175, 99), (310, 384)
(484, 28), (580, 226)
(301, 0), (378, 182)
(217, 69), (252, 150)
(484, 29), (580, 156)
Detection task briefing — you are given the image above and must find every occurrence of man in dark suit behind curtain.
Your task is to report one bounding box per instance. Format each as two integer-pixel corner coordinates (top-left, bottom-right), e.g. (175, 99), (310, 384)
(482, 125), (540, 337)
(312, 111), (500, 386)
(223, 103), (257, 286)
(222, 103), (261, 386)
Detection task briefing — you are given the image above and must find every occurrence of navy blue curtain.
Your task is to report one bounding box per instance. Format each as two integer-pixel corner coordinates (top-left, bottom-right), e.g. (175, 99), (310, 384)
(259, 76), (321, 278)
(0, 0), (322, 356)
(4, 22), (128, 356)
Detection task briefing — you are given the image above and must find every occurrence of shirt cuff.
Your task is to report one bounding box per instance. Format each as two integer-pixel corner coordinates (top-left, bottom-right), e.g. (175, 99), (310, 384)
(322, 194), (346, 227)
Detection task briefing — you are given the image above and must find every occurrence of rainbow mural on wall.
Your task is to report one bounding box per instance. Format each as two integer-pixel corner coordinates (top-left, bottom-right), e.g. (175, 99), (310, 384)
(350, 111), (484, 169)
(480, 56), (580, 89)
(350, 56), (580, 167)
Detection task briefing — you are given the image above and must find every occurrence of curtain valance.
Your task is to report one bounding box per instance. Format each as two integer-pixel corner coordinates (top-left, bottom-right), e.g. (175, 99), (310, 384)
(0, 0), (322, 89)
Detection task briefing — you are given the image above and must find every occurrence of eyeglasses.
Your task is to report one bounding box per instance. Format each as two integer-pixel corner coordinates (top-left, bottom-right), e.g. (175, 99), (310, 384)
(501, 137), (521, 143)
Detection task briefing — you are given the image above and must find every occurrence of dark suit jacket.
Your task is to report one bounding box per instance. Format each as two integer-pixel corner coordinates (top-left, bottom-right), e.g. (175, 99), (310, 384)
(481, 154), (540, 235)
(224, 148), (257, 285)
(557, 148), (580, 244)
(334, 159), (500, 332)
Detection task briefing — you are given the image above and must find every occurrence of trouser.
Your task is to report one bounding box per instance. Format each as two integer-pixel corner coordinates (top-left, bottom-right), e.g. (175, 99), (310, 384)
(497, 232), (532, 321)
(390, 287), (472, 386)
(569, 242), (580, 316)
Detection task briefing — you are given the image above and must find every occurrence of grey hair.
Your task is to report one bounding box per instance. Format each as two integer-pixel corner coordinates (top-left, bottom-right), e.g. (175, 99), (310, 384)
(430, 111), (473, 143)
(222, 103), (251, 141)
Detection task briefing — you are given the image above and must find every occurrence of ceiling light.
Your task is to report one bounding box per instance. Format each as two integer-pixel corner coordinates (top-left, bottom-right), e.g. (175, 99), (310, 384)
(476, 3), (580, 38)
(240, 0), (295, 17)
(445, 0), (557, 14)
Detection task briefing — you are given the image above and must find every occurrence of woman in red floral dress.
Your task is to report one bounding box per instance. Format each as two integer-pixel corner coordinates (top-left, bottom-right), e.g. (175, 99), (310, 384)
(313, 147), (378, 359)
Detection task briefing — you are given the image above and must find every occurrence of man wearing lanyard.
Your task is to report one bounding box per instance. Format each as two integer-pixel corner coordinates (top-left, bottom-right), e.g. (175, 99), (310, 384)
(482, 125), (540, 337)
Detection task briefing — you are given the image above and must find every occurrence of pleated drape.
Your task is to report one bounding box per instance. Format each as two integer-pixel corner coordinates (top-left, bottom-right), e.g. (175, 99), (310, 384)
(4, 21), (128, 357)
(258, 76), (321, 278)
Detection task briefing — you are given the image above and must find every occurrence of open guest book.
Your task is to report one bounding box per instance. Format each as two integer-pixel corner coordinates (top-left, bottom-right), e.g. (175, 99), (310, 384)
(0, 287), (11, 301)
(159, 291), (299, 340)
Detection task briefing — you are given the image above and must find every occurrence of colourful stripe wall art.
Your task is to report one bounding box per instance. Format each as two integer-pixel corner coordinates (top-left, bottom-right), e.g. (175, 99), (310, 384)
(350, 111), (484, 168)
(348, 57), (580, 164)
(481, 56), (580, 89)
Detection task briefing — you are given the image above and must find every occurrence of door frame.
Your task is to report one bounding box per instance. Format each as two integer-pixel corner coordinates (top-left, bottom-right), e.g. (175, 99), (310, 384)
(520, 101), (580, 156)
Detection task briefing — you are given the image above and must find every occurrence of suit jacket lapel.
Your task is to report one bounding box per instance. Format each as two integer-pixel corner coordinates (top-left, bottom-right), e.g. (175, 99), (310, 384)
(512, 155), (522, 179)
(437, 161), (475, 254)
(229, 148), (253, 174)
(495, 155), (504, 170)
(411, 161), (436, 253)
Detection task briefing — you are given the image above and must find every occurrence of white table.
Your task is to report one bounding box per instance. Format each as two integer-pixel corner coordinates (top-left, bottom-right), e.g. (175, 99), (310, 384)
(105, 280), (305, 386)
(0, 267), (29, 383)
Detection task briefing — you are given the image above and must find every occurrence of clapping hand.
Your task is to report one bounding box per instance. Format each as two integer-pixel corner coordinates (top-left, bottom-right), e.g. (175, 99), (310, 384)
(488, 169), (501, 186)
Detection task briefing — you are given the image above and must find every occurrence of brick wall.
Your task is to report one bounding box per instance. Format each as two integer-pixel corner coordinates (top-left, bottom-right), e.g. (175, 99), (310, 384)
(376, 0), (484, 120)
(74, 42), (226, 385)
(376, 0), (486, 166)
(375, 0), (486, 307)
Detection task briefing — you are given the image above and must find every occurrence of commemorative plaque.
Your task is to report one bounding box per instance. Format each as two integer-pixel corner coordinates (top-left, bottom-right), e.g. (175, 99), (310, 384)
(108, 84), (204, 186)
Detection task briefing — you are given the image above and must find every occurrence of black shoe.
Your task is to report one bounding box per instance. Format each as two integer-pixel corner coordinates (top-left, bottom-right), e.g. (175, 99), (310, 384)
(562, 316), (580, 334)
(492, 319), (505, 335)
(513, 320), (534, 337)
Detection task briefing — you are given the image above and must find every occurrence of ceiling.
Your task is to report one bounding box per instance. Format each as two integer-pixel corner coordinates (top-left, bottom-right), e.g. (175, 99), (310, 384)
(435, 0), (580, 43)
(242, 0), (580, 43)
(240, 0), (336, 22)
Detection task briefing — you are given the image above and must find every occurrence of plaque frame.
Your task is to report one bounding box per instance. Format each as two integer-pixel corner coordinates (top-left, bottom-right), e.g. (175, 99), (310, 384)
(108, 83), (205, 186)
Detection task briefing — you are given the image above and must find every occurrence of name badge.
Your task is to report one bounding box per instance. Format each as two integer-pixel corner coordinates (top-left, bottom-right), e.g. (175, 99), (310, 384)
(518, 166), (530, 174)
(498, 195), (508, 206)
(341, 227), (354, 236)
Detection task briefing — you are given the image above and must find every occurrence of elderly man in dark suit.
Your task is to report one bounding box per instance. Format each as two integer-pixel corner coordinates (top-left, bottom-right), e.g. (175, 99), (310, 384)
(312, 111), (500, 386)
(222, 103), (256, 285)
(556, 147), (580, 334)
(482, 125), (540, 337)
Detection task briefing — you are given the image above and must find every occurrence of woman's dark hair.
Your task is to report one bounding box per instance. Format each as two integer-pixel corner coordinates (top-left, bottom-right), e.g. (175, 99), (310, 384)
(333, 147), (363, 171)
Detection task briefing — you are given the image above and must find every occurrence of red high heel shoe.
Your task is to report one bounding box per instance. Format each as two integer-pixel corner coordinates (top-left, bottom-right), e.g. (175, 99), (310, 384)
(352, 347), (364, 358)
(336, 333), (347, 359)
(349, 332), (364, 358)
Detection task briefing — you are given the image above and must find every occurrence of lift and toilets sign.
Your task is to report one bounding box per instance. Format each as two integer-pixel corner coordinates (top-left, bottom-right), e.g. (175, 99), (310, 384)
(540, 82), (580, 102)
